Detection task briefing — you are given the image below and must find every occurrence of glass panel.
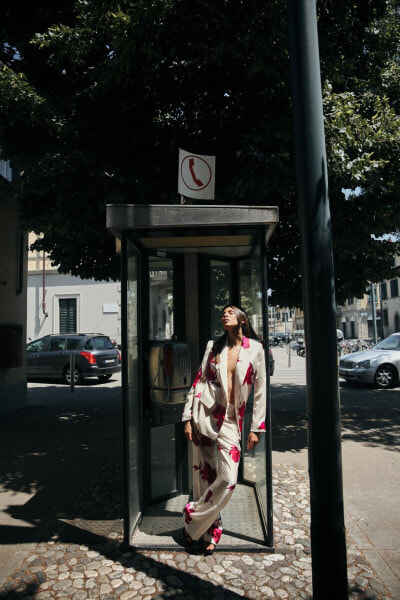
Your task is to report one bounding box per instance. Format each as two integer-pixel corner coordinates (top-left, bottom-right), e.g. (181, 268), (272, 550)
(149, 257), (174, 340)
(126, 241), (141, 536)
(151, 424), (177, 499)
(239, 259), (263, 338)
(210, 260), (232, 337)
(239, 258), (267, 521)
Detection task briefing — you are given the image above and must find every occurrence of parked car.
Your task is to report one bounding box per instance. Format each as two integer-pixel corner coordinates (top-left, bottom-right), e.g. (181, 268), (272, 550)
(339, 333), (400, 389)
(26, 333), (121, 385)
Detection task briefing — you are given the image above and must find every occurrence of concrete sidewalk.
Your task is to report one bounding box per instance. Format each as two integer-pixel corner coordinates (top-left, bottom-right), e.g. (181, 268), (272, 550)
(0, 356), (398, 599)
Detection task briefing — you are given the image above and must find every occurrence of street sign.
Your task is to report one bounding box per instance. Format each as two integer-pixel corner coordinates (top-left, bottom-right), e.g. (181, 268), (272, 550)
(178, 148), (215, 200)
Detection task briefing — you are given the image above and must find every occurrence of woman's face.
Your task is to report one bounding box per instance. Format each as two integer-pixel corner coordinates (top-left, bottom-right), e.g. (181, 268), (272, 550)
(222, 306), (240, 330)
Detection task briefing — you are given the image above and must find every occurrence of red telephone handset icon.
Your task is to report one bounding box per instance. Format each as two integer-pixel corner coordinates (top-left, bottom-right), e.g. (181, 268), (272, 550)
(188, 158), (204, 187)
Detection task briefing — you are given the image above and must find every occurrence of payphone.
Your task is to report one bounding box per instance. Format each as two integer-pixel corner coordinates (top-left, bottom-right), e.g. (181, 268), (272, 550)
(148, 340), (191, 425)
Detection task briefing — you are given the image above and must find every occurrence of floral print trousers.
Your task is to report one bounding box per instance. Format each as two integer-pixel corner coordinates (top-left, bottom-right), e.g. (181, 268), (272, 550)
(183, 404), (241, 546)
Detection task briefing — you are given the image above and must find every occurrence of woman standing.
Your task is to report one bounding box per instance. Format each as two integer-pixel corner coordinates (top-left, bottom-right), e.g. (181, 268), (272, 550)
(182, 305), (267, 554)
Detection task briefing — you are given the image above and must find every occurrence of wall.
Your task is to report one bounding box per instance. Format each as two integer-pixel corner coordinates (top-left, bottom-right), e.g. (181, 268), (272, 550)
(27, 272), (121, 343)
(0, 198), (27, 412)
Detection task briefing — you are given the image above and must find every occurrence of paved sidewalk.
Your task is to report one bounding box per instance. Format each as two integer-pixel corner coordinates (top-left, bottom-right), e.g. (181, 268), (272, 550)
(0, 353), (398, 599)
(0, 462), (393, 600)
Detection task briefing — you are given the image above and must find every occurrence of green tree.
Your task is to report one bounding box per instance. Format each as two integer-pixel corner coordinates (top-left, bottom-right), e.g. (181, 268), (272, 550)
(0, 0), (398, 304)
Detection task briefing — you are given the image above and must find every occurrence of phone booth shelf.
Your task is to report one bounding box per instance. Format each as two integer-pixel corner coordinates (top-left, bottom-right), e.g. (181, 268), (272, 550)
(106, 203), (279, 551)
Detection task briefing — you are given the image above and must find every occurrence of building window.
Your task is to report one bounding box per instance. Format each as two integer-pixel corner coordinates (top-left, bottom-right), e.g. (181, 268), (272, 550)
(59, 298), (77, 333)
(380, 282), (388, 300)
(383, 309), (389, 327)
(390, 279), (399, 298)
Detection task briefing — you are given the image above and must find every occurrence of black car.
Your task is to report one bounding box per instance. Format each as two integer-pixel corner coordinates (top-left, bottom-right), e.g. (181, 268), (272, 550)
(26, 333), (121, 385)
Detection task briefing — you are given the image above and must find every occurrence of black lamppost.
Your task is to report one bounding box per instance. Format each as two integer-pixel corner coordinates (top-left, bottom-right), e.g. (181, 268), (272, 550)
(287, 1), (348, 598)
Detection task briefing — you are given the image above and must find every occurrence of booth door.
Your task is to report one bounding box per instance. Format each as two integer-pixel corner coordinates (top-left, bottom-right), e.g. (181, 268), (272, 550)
(146, 256), (187, 504)
(239, 257), (269, 535)
(124, 240), (142, 540)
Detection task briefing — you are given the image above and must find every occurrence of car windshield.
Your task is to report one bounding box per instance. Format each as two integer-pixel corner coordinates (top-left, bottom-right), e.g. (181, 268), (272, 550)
(84, 336), (114, 350)
(27, 338), (48, 352)
(374, 335), (400, 351)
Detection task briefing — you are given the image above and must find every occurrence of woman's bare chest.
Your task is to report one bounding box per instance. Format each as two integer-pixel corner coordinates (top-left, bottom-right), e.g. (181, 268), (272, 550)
(227, 346), (241, 377)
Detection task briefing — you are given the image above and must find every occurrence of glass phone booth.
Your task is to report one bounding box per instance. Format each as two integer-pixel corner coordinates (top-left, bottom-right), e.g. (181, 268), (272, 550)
(106, 204), (279, 551)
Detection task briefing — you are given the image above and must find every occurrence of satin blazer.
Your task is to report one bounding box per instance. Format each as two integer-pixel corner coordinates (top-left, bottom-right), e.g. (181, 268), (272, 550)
(182, 336), (267, 440)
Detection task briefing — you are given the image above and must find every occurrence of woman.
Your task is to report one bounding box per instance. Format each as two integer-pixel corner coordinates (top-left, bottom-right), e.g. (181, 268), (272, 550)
(182, 305), (267, 554)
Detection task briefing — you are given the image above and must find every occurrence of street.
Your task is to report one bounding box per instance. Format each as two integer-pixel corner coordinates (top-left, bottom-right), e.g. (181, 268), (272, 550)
(271, 345), (400, 599)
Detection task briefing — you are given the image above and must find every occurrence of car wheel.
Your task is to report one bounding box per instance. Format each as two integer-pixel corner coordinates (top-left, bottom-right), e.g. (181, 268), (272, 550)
(63, 365), (83, 385)
(98, 374), (112, 382)
(374, 365), (396, 389)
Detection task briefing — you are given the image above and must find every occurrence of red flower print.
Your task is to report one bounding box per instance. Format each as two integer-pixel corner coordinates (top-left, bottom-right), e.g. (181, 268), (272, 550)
(193, 367), (202, 387)
(212, 404), (226, 430)
(184, 503), (194, 523)
(193, 462), (202, 471)
(200, 461), (217, 484)
(227, 484), (236, 491)
(242, 336), (250, 349)
(243, 362), (255, 386)
(205, 490), (213, 503)
(208, 527), (222, 545)
(206, 362), (217, 384)
(238, 402), (246, 432)
(259, 421), (266, 430)
(229, 444), (241, 463)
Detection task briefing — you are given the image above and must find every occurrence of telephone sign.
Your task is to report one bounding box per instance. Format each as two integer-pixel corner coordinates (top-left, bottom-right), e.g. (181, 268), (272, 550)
(178, 148), (215, 200)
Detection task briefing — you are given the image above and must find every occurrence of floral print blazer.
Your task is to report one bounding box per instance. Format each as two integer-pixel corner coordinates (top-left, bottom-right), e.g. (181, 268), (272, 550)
(182, 336), (267, 440)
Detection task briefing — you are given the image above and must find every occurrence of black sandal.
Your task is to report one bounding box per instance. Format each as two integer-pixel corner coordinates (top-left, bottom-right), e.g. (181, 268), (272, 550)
(183, 528), (194, 548)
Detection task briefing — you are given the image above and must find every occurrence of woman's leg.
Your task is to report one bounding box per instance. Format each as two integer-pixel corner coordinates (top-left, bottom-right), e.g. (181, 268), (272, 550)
(183, 417), (240, 545)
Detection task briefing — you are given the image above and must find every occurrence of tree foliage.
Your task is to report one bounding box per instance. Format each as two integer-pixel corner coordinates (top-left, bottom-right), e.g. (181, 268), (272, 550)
(0, 0), (399, 305)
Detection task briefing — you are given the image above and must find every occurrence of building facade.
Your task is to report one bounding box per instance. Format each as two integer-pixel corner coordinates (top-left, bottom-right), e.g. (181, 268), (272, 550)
(0, 160), (27, 412)
(27, 234), (122, 344)
(337, 255), (400, 340)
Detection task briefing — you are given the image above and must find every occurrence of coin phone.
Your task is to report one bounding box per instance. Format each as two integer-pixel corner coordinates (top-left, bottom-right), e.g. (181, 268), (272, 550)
(148, 340), (191, 426)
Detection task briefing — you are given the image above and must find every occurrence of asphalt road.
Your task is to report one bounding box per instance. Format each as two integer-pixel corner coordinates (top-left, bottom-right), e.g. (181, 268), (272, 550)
(271, 345), (400, 599)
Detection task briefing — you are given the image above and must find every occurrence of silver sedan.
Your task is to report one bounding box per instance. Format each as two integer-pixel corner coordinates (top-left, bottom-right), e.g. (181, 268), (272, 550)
(339, 333), (400, 389)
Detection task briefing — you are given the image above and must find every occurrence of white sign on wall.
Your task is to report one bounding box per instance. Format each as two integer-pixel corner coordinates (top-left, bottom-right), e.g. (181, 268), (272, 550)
(103, 304), (118, 314)
(178, 148), (215, 200)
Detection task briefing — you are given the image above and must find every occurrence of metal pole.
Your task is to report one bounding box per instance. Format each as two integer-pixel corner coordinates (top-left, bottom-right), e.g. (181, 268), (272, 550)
(70, 353), (75, 393)
(260, 227), (274, 548)
(370, 282), (378, 343)
(287, 1), (348, 598)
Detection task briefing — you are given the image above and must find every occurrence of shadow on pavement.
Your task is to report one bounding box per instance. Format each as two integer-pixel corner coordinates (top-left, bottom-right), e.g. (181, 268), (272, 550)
(271, 381), (400, 453)
(0, 382), (123, 547)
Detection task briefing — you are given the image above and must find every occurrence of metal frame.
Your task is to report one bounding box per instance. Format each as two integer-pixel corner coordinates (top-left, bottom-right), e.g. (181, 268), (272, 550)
(111, 204), (278, 550)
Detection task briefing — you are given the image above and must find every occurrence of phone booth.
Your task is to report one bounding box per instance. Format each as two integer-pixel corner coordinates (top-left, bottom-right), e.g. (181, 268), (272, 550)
(106, 204), (279, 551)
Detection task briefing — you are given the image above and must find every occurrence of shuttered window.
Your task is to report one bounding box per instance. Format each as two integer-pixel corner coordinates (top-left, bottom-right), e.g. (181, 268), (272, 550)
(59, 298), (77, 334)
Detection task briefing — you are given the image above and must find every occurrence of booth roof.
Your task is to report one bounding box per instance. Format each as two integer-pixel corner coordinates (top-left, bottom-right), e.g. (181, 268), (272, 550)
(106, 204), (279, 258)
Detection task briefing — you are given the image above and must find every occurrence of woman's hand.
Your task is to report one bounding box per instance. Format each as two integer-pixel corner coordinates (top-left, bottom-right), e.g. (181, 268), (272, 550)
(247, 431), (260, 450)
(184, 421), (193, 442)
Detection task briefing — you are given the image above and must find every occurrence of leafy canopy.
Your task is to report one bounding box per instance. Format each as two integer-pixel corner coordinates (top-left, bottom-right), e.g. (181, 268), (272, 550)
(0, 0), (399, 305)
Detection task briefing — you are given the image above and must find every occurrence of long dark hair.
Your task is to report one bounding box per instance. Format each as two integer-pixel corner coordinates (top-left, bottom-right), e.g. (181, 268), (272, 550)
(212, 305), (259, 357)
